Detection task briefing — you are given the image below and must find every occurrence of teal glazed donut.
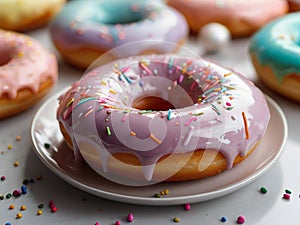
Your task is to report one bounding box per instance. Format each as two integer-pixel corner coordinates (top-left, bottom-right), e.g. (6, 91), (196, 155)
(49, 0), (188, 69)
(249, 12), (300, 102)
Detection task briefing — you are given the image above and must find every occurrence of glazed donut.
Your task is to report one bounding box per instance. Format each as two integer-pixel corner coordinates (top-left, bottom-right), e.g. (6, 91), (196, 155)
(287, 0), (300, 11)
(0, 29), (58, 119)
(57, 54), (270, 184)
(0, 0), (66, 31)
(166, 0), (288, 37)
(49, 0), (188, 69)
(249, 12), (300, 102)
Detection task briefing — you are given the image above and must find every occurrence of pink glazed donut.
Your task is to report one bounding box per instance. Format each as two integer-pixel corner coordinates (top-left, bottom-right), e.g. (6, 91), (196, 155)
(167, 0), (288, 37)
(57, 54), (270, 183)
(0, 29), (58, 119)
(49, 0), (188, 69)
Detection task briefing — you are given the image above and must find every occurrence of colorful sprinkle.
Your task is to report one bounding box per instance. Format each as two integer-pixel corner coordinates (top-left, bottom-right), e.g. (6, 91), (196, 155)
(44, 143), (51, 149)
(260, 187), (267, 194)
(167, 109), (173, 120)
(183, 126), (195, 146)
(127, 213), (134, 222)
(154, 193), (161, 198)
(37, 210), (43, 215)
(106, 126), (112, 136)
(242, 112), (250, 140)
(283, 193), (290, 200)
(115, 221), (121, 225)
(20, 205), (27, 210)
(285, 189), (292, 194)
(9, 204), (14, 210)
(236, 216), (245, 224)
(16, 213), (23, 219)
(220, 216), (227, 222)
(13, 190), (21, 197)
(14, 161), (19, 167)
(94, 222), (100, 225)
(173, 217), (180, 222)
(1, 176), (6, 181)
(184, 203), (191, 211)
(16, 135), (22, 141)
(150, 133), (162, 144)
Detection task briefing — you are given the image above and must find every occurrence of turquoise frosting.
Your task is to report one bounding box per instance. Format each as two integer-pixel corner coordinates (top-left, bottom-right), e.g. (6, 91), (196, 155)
(59, 0), (150, 25)
(249, 12), (300, 82)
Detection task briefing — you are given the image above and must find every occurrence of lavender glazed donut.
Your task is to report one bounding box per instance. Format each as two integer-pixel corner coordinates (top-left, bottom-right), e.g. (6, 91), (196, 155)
(49, 0), (188, 69)
(57, 55), (270, 184)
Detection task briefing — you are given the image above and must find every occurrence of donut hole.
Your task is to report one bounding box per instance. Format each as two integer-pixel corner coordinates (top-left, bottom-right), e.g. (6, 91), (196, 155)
(96, 2), (148, 24)
(0, 46), (13, 66)
(132, 96), (175, 111)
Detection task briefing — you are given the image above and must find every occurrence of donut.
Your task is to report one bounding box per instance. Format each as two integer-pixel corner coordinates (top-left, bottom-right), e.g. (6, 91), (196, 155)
(0, 29), (58, 119)
(166, 0), (288, 37)
(287, 0), (300, 11)
(56, 54), (270, 183)
(249, 12), (300, 102)
(0, 0), (66, 31)
(49, 0), (188, 69)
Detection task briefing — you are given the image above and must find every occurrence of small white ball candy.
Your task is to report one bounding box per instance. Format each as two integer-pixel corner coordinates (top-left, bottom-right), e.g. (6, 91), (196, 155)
(198, 23), (231, 53)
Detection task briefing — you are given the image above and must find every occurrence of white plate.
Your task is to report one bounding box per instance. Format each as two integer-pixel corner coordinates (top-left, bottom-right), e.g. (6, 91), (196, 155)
(31, 89), (287, 205)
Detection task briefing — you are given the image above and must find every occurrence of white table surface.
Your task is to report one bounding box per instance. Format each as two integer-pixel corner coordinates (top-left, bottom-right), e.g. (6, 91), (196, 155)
(1, 26), (300, 225)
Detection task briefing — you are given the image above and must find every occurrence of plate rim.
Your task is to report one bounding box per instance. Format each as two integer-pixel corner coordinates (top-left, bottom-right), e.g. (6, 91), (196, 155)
(30, 88), (288, 205)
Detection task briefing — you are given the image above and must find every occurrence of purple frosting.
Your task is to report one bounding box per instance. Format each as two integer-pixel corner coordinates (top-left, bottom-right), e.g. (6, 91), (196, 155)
(57, 55), (270, 183)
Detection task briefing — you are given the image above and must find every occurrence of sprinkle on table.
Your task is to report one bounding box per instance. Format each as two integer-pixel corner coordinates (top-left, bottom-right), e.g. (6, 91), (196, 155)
(16, 135), (22, 141)
(220, 216), (227, 222)
(173, 217), (180, 223)
(127, 213), (134, 222)
(236, 215), (245, 224)
(260, 187), (267, 194)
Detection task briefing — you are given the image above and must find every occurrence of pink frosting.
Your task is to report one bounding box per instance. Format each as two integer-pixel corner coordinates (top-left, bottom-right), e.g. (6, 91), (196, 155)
(0, 29), (58, 99)
(57, 55), (270, 183)
(167, 0), (288, 34)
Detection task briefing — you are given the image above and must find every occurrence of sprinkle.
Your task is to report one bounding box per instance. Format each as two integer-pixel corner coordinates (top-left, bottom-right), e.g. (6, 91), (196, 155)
(1, 176), (6, 181)
(14, 161), (19, 167)
(283, 193), (290, 200)
(101, 81), (107, 85)
(190, 81), (198, 90)
(16, 136), (22, 141)
(130, 131), (136, 136)
(9, 204), (14, 210)
(211, 104), (221, 115)
(184, 203), (191, 211)
(260, 187), (267, 194)
(178, 74), (184, 83)
(21, 185), (27, 194)
(242, 112), (250, 140)
(5, 223), (11, 225)
(115, 221), (121, 225)
(164, 189), (170, 195)
(13, 190), (21, 197)
(173, 217), (180, 223)
(127, 213), (134, 222)
(184, 116), (197, 126)
(236, 216), (245, 224)
(183, 126), (195, 146)
(38, 204), (44, 208)
(285, 189), (292, 194)
(139, 110), (153, 114)
(220, 216), (227, 222)
(154, 193), (161, 198)
(37, 210), (43, 215)
(95, 222), (100, 225)
(20, 205), (27, 210)
(150, 133), (162, 144)
(44, 143), (51, 149)
(51, 206), (58, 212)
(167, 109), (173, 120)
(16, 213), (23, 219)
(66, 98), (75, 107)
(168, 57), (174, 69)
(106, 127), (112, 136)
(224, 72), (232, 77)
(109, 89), (117, 94)
(139, 61), (153, 75)
(84, 108), (93, 117)
(6, 193), (12, 199)
(7, 144), (12, 150)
